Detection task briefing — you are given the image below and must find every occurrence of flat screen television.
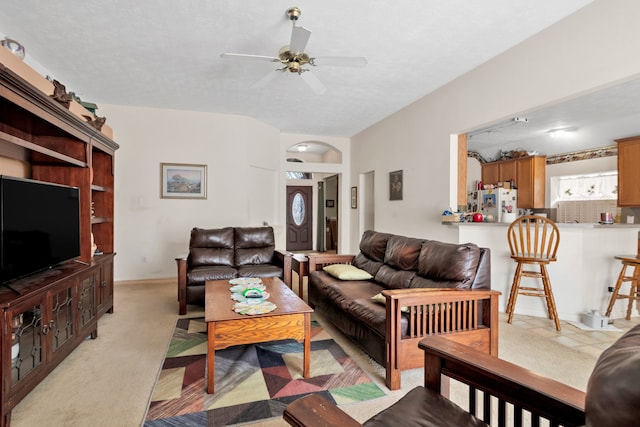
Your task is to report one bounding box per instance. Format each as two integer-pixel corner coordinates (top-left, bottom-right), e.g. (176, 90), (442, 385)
(0, 176), (81, 288)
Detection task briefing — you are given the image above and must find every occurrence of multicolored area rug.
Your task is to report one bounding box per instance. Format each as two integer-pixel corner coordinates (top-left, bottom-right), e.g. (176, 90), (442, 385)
(144, 317), (385, 426)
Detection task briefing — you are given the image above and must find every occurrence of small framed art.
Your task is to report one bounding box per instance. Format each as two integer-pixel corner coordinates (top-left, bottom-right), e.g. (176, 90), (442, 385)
(160, 163), (207, 199)
(390, 170), (403, 201)
(351, 186), (357, 209)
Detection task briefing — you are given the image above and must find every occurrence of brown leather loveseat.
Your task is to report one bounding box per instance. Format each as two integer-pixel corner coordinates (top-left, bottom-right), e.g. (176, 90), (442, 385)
(176, 226), (291, 314)
(307, 230), (499, 390)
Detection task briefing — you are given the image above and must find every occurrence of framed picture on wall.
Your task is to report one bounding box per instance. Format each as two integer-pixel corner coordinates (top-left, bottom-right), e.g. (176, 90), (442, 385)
(160, 163), (207, 199)
(390, 170), (403, 201)
(326, 199), (335, 208)
(351, 186), (357, 209)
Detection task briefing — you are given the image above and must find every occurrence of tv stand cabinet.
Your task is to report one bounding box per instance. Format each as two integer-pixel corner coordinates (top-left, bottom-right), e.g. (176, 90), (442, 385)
(0, 254), (114, 427)
(0, 52), (118, 426)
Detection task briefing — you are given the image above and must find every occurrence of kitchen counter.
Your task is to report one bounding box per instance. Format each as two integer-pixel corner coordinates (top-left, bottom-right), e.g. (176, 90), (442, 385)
(450, 221), (640, 322)
(447, 221), (639, 228)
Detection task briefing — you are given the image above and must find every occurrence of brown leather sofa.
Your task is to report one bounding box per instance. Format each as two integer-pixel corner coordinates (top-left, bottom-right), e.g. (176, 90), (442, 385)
(307, 230), (498, 390)
(176, 226), (291, 314)
(284, 323), (640, 427)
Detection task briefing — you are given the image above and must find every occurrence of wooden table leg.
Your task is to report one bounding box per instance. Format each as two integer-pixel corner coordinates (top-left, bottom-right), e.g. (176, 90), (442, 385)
(207, 322), (215, 393)
(303, 312), (310, 378)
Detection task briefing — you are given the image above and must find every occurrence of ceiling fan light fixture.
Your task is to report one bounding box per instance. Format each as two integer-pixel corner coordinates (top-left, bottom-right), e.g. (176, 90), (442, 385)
(287, 7), (301, 21)
(548, 128), (576, 138)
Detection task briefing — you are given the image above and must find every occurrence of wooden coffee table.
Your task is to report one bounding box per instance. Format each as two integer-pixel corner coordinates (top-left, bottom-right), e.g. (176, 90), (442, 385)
(205, 276), (313, 394)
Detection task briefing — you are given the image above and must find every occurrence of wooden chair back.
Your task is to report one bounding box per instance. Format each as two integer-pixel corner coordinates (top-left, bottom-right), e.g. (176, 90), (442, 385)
(507, 215), (560, 262)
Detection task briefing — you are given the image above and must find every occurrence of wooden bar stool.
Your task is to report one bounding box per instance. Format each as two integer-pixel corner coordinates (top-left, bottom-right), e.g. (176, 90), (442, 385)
(605, 255), (640, 320)
(506, 215), (561, 330)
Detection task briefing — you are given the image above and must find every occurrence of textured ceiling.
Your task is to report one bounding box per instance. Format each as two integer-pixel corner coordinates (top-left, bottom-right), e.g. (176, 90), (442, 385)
(0, 0), (595, 143)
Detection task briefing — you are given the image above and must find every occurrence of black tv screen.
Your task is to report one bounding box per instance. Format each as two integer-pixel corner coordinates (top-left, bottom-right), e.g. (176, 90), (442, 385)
(0, 176), (81, 284)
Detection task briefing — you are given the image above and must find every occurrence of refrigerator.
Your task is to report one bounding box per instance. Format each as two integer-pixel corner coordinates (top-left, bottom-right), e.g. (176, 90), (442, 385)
(467, 188), (518, 222)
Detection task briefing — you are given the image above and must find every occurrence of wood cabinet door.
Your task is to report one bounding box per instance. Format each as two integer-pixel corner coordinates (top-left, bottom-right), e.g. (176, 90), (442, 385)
(516, 156), (546, 208)
(481, 163), (500, 185)
(499, 160), (517, 183)
(617, 138), (640, 206)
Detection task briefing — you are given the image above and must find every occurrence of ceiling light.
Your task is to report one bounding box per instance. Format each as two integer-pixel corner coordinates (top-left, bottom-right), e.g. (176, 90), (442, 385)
(297, 144), (308, 152)
(548, 128), (576, 138)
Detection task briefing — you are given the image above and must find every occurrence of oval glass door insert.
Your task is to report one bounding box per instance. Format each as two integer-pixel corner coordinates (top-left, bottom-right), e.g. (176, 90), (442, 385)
(292, 192), (305, 225)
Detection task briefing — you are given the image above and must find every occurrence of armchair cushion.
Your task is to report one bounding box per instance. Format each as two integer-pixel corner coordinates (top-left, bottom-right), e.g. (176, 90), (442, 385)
(364, 386), (486, 427)
(323, 264), (373, 280)
(234, 226), (276, 265)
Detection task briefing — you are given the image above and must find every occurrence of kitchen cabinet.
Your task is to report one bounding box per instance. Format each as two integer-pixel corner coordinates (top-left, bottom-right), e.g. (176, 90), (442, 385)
(516, 156), (546, 209)
(481, 156), (546, 209)
(617, 136), (640, 207)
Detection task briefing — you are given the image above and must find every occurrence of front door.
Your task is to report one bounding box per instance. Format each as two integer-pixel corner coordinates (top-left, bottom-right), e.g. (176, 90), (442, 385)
(286, 186), (313, 251)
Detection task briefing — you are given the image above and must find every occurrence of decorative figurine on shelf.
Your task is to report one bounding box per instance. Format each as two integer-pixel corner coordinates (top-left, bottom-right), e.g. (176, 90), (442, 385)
(49, 79), (73, 109)
(81, 114), (107, 131)
(91, 232), (98, 258)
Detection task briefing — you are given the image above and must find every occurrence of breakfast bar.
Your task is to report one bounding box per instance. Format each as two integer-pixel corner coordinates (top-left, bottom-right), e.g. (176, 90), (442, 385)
(450, 222), (640, 322)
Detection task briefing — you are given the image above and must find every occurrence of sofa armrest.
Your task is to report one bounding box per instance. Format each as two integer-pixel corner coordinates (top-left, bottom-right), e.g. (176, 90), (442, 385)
(274, 249), (293, 287)
(382, 288), (500, 390)
(307, 254), (355, 272)
(420, 336), (586, 426)
(283, 393), (362, 427)
(176, 256), (187, 315)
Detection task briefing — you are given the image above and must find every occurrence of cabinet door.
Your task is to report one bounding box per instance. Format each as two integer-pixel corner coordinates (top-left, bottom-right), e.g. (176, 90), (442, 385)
(481, 163), (500, 185)
(48, 280), (76, 359)
(96, 255), (114, 316)
(3, 295), (46, 393)
(77, 267), (99, 336)
(516, 156), (546, 209)
(618, 139), (640, 206)
(499, 160), (517, 183)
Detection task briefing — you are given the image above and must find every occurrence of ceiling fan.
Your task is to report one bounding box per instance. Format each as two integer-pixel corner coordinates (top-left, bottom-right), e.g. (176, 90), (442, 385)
(221, 6), (367, 94)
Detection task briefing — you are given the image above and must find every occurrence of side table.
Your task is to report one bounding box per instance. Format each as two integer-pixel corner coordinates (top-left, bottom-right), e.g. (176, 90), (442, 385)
(291, 254), (308, 300)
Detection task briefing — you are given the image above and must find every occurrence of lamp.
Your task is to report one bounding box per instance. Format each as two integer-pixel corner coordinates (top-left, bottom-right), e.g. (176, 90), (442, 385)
(297, 144), (308, 152)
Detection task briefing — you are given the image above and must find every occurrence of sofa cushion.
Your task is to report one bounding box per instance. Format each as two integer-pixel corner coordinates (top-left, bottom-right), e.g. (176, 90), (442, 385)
(375, 265), (416, 289)
(359, 230), (392, 263)
(352, 253), (385, 277)
(383, 235), (425, 271)
(188, 227), (235, 267)
(187, 265), (237, 284)
(236, 264), (282, 278)
(364, 386), (487, 427)
(324, 264), (373, 280)
(235, 227), (276, 265)
(411, 241), (481, 289)
(585, 324), (640, 427)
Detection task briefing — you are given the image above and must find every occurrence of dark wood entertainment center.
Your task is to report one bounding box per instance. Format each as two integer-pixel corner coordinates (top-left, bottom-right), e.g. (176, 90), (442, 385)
(0, 56), (117, 426)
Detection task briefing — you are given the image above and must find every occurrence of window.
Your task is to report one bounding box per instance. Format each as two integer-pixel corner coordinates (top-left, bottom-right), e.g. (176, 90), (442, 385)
(555, 171), (617, 201)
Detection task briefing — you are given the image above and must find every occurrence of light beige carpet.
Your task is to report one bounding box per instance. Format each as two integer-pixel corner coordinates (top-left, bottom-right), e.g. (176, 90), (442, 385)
(10, 279), (600, 427)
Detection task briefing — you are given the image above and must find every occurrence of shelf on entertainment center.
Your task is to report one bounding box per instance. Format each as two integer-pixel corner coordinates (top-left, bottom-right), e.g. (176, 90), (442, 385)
(91, 184), (108, 192)
(91, 217), (108, 224)
(0, 129), (87, 168)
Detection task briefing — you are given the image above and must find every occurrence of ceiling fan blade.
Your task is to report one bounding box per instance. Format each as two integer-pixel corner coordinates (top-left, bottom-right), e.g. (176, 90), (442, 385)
(250, 69), (284, 89)
(221, 53), (280, 62)
(311, 56), (368, 67)
(300, 71), (327, 95)
(289, 26), (311, 53)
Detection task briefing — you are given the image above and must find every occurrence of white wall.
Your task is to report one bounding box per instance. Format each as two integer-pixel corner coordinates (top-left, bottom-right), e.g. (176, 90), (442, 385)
(99, 105), (280, 281)
(350, 0), (640, 249)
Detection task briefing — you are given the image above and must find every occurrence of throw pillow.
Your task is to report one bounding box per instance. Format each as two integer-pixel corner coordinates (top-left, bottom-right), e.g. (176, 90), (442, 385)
(371, 292), (409, 313)
(323, 264), (373, 280)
